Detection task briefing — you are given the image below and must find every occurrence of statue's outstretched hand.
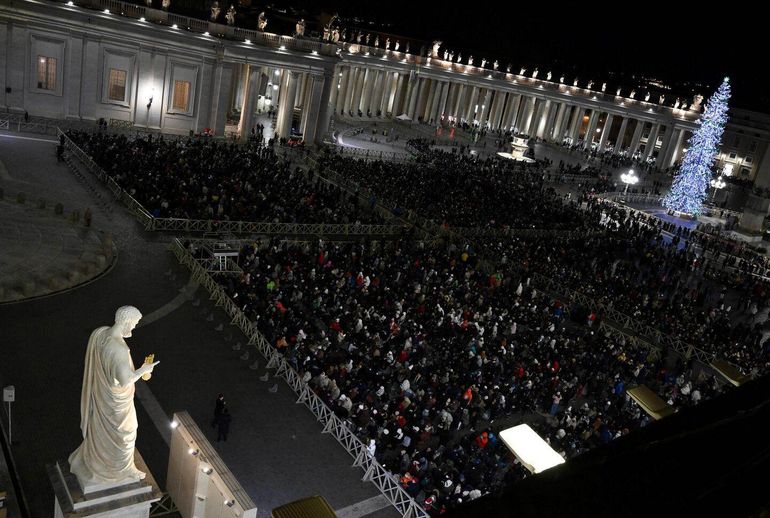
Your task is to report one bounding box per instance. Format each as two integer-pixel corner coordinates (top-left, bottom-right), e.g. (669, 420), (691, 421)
(138, 361), (160, 377)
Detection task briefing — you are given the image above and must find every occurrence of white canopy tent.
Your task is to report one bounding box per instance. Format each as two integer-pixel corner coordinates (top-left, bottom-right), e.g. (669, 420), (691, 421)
(395, 113), (412, 121)
(499, 424), (565, 474)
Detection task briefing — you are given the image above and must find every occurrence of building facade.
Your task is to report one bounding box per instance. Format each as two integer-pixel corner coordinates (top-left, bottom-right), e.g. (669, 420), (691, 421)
(3, 0), (770, 230)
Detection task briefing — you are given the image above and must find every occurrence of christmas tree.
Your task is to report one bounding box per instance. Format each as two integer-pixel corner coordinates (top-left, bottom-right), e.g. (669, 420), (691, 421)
(663, 78), (731, 216)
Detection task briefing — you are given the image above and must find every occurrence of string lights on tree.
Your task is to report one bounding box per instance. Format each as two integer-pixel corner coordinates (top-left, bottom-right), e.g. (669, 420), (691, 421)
(663, 77), (731, 216)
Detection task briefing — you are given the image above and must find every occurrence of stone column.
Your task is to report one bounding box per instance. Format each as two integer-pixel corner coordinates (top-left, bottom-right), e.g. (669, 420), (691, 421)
(527, 98), (542, 136)
(598, 113), (614, 151)
(452, 84), (466, 120)
(614, 116), (628, 153)
(360, 69), (376, 115)
(583, 110), (600, 148)
(208, 61), (234, 137)
(504, 93), (522, 131)
(535, 100), (551, 138)
(276, 70), (298, 138)
(329, 66), (341, 109)
(567, 106), (582, 141)
(465, 86), (479, 122)
(351, 67), (367, 115)
(628, 120), (645, 156)
(664, 128), (686, 167)
(407, 76), (423, 120)
(478, 88), (494, 128)
(237, 64), (261, 138)
(370, 70), (386, 116)
(517, 96), (535, 134)
(391, 72), (407, 116)
(342, 66), (357, 115)
(301, 73), (330, 144)
(642, 123), (660, 161)
(422, 79), (437, 122)
(437, 81), (450, 122)
(656, 125), (676, 168)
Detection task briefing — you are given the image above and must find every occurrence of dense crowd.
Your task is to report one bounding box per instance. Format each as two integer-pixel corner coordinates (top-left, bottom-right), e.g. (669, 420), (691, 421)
(69, 128), (769, 513)
(477, 196), (770, 374)
(212, 238), (727, 513)
(316, 148), (586, 229)
(67, 131), (372, 224)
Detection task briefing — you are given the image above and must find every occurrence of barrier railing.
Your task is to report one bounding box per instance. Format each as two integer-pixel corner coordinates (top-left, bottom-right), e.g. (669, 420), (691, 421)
(59, 130), (407, 238)
(170, 239), (428, 518)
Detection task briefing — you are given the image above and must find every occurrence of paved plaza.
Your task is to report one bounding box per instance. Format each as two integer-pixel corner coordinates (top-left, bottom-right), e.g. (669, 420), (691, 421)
(0, 131), (397, 518)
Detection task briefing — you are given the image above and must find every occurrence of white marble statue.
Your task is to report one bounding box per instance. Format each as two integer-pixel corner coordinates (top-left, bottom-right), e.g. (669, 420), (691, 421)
(431, 40), (442, 59)
(69, 306), (159, 487)
(573, 78), (578, 87)
(225, 5), (235, 26)
(385, 37), (390, 50)
(692, 94), (703, 111)
(601, 82), (606, 92)
(520, 67), (526, 75)
(443, 50), (448, 60)
(480, 58), (486, 68)
(456, 53), (461, 63)
(505, 64), (511, 73)
(493, 60), (499, 71)
(394, 40), (400, 51)
(616, 87), (621, 96)
(644, 92), (650, 101)
(674, 98), (681, 110)
(355, 32), (362, 44)
(210, 1), (220, 22)
(546, 71), (552, 80)
(332, 28), (340, 43)
(587, 80), (593, 89)
(145, 0), (152, 6)
(161, 0), (170, 10)
(559, 75), (565, 83)
(322, 27), (330, 41)
(365, 33), (371, 45)
(374, 35), (379, 47)
(405, 42), (410, 53)
(257, 11), (267, 31)
(467, 55), (474, 66)
(295, 18), (305, 37)
(629, 89), (636, 99)
(658, 94), (665, 104)
(532, 68), (538, 78)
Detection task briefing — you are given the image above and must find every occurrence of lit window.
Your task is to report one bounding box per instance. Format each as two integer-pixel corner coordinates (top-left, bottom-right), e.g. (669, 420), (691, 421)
(172, 80), (191, 111)
(108, 68), (127, 102)
(37, 56), (57, 90)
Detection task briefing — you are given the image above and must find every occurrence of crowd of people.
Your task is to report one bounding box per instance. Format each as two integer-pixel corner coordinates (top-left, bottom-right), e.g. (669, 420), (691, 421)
(212, 237), (727, 513)
(67, 131), (373, 224)
(67, 126), (770, 514)
(316, 147), (584, 230)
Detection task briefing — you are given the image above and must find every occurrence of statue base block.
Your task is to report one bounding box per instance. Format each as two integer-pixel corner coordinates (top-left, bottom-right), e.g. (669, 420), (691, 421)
(48, 451), (162, 518)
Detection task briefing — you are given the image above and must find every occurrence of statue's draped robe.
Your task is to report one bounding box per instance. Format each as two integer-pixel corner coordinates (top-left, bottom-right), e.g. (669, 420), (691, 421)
(69, 327), (141, 484)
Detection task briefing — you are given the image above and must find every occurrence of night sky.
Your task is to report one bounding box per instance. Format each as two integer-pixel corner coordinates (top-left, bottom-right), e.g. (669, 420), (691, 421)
(267, 0), (766, 112)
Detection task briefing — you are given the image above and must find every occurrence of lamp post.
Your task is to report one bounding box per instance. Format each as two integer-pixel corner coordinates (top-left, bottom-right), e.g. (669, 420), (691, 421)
(620, 168), (639, 194)
(710, 175), (726, 202)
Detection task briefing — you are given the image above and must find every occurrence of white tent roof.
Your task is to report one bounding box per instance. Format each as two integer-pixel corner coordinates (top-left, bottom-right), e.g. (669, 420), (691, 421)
(395, 113), (412, 121)
(499, 424), (565, 474)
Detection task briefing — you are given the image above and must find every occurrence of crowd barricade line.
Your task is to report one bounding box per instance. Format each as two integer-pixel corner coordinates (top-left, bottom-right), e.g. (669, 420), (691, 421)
(169, 238), (428, 517)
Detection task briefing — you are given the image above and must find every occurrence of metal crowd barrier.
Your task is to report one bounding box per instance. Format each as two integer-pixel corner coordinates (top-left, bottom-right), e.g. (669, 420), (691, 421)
(170, 239), (428, 518)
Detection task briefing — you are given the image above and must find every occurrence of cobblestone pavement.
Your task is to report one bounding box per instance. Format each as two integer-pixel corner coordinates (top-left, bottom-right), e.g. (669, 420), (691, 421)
(0, 132), (397, 518)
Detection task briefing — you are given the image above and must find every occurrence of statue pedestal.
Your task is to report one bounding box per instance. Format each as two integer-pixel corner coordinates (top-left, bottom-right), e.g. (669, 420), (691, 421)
(48, 451), (162, 518)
